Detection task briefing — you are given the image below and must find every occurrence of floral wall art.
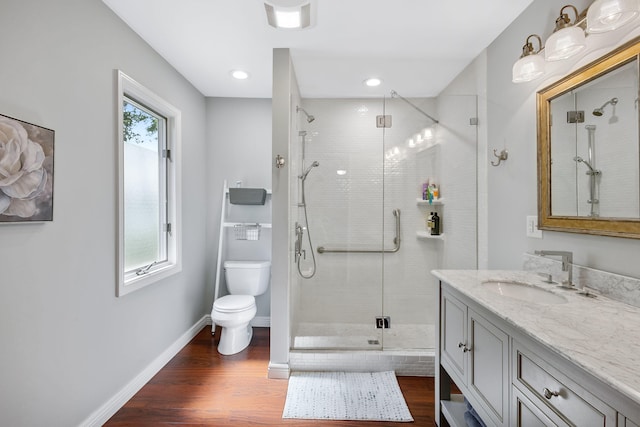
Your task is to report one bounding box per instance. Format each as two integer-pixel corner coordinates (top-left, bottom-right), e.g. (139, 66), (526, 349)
(0, 114), (54, 222)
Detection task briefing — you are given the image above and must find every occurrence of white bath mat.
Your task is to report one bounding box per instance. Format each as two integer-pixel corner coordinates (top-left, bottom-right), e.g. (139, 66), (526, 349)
(282, 371), (413, 422)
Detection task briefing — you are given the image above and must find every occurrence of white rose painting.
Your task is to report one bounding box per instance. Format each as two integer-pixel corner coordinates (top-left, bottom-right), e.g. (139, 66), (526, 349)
(0, 114), (54, 222)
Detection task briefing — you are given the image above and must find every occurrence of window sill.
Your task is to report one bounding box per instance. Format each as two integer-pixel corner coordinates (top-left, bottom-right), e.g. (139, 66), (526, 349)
(117, 262), (182, 297)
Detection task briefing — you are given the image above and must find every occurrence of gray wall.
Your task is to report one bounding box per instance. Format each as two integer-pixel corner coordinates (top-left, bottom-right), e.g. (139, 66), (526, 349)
(205, 98), (272, 317)
(0, 0), (208, 425)
(486, 0), (640, 278)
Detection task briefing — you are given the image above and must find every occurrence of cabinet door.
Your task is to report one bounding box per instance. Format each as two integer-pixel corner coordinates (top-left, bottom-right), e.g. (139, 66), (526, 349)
(468, 309), (509, 426)
(441, 292), (467, 383)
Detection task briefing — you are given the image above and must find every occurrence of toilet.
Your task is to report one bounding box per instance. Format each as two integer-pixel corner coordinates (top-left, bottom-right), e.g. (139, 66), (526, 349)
(211, 260), (270, 355)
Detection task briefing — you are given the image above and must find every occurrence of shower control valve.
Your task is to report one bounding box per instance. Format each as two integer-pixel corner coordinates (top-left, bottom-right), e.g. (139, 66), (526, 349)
(275, 154), (285, 168)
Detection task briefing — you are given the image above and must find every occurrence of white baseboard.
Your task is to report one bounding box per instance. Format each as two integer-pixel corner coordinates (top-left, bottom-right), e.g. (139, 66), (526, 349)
(79, 315), (210, 427)
(268, 362), (290, 379)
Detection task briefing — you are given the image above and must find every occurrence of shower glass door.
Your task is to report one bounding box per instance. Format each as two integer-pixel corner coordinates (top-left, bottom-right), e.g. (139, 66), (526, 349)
(290, 98), (385, 350)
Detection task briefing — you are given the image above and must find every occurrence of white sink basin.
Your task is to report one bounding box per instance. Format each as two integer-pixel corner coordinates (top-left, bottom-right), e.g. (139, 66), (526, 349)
(481, 280), (568, 304)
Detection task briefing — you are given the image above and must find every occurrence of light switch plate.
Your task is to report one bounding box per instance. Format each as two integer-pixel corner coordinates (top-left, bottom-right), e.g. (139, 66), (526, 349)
(526, 216), (543, 238)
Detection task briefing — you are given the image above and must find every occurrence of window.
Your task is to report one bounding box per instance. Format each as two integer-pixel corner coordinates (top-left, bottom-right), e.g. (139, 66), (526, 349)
(117, 71), (181, 296)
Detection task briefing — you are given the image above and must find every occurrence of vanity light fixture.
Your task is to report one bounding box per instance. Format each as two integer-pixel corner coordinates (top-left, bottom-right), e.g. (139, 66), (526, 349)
(512, 0), (640, 83)
(264, 0), (311, 29)
(545, 5), (586, 61)
(364, 77), (382, 87)
(512, 34), (546, 83)
(586, 0), (640, 33)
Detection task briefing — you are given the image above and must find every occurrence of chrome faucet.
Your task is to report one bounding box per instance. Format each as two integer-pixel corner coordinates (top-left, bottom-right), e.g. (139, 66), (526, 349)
(534, 250), (574, 288)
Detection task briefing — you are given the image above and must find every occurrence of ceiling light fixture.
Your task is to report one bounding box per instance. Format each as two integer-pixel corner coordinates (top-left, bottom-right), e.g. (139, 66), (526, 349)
(364, 77), (382, 87)
(231, 70), (249, 80)
(264, 0), (311, 29)
(512, 34), (545, 83)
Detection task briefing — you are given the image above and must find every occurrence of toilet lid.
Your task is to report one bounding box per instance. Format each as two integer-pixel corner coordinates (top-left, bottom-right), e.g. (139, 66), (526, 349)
(214, 295), (255, 313)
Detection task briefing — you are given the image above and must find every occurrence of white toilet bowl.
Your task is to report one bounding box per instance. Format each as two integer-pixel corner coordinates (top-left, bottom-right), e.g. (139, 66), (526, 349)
(211, 260), (270, 355)
(211, 294), (257, 355)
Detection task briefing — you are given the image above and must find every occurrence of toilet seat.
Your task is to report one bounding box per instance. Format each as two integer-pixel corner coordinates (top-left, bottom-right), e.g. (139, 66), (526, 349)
(213, 295), (255, 313)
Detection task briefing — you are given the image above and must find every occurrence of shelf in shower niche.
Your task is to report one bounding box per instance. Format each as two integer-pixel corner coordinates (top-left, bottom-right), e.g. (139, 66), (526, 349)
(416, 231), (444, 240)
(416, 198), (444, 206)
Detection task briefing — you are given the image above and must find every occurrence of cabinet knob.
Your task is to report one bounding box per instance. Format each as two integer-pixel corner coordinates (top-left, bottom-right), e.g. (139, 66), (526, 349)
(543, 387), (560, 399)
(457, 342), (472, 352)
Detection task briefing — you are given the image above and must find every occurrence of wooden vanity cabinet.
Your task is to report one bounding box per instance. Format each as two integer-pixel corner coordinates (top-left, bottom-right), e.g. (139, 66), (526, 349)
(437, 280), (640, 427)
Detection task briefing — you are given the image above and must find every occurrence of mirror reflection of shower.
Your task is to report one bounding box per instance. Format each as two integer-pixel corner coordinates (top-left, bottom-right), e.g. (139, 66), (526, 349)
(592, 97), (618, 116)
(593, 97), (619, 123)
(575, 124), (601, 217)
(296, 112), (319, 279)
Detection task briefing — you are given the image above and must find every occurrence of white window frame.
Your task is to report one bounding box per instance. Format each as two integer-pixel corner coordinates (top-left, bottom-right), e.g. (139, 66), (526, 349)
(116, 70), (182, 296)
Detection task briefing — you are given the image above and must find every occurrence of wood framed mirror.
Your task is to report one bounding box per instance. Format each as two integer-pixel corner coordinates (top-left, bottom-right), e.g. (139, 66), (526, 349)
(538, 36), (640, 239)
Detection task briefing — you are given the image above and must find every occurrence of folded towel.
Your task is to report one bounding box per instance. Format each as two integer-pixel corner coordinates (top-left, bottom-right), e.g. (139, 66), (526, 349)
(464, 411), (484, 427)
(463, 397), (487, 427)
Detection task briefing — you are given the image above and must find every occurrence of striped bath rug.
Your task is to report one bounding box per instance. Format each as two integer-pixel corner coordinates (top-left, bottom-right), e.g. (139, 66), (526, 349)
(282, 371), (413, 422)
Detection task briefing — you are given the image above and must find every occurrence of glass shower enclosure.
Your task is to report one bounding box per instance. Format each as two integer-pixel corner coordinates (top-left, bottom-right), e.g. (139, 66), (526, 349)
(289, 94), (476, 352)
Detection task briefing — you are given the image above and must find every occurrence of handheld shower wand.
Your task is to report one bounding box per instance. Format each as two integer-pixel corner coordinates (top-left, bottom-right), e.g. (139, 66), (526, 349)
(573, 156), (600, 175)
(299, 161), (319, 180)
(297, 161), (319, 279)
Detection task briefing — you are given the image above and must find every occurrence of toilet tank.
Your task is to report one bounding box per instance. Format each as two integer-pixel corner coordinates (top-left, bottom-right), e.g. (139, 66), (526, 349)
(223, 260), (271, 296)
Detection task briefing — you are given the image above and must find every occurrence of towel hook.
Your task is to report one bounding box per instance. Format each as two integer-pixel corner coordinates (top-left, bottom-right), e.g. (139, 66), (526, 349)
(491, 149), (508, 166)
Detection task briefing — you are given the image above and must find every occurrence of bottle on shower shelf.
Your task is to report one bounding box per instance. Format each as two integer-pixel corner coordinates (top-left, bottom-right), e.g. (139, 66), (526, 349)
(426, 212), (434, 234)
(430, 183), (439, 200)
(431, 212), (441, 236)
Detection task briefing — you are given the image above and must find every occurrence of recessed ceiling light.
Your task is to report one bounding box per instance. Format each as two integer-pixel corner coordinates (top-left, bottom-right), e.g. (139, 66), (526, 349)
(231, 70), (249, 80)
(364, 78), (382, 87)
(265, 1), (311, 29)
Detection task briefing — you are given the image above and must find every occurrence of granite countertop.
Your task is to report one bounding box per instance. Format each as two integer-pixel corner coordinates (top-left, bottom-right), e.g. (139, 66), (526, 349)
(432, 269), (640, 407)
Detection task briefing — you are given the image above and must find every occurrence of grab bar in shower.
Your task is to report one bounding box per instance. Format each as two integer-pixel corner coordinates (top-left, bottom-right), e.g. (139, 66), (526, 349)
(317, 209), (401, 254)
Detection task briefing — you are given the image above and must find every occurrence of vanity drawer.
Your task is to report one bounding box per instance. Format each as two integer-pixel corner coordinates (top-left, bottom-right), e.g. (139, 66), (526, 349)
(513, 341), (616, 427)
(512, 385), (561, 427)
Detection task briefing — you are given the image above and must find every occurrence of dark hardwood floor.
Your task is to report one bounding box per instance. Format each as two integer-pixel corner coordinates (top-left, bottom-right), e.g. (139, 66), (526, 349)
(105, 326), (436, 426)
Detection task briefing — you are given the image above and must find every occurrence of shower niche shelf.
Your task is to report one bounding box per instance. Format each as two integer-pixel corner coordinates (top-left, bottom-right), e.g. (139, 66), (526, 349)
(416, 231), (445, 240)
(416, 198), (444, 206)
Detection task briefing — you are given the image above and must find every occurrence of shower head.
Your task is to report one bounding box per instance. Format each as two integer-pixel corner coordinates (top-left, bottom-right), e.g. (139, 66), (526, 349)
(592, 97), (618, 116)
(296, 106), (315, 123)
(299, 161), (319, 180)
